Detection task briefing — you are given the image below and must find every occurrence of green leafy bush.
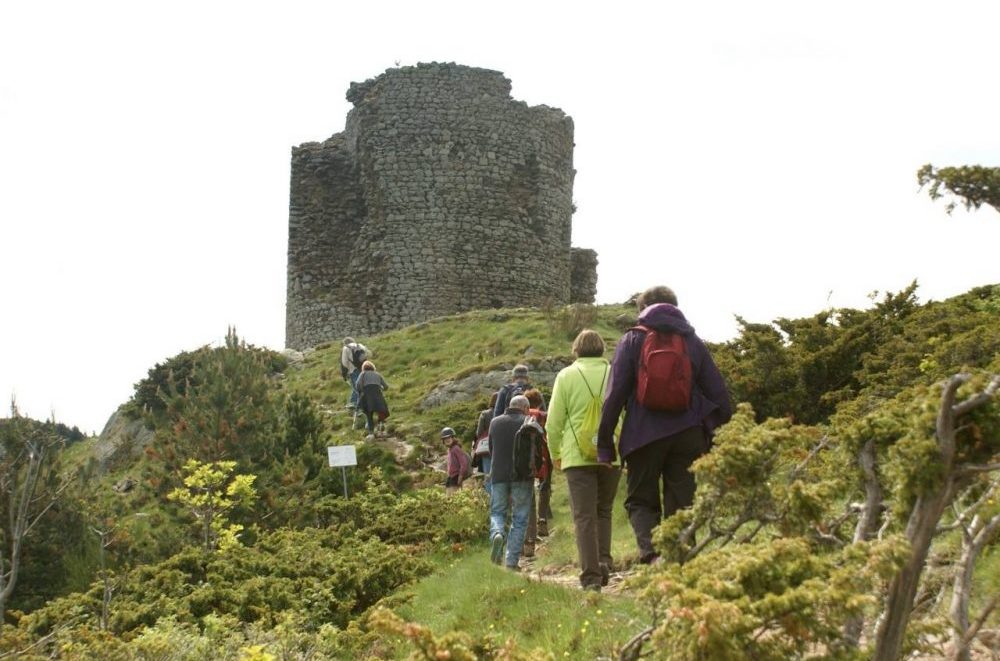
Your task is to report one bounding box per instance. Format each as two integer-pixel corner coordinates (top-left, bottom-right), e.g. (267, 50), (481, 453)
(632, 537), (906, 660)
(311, 469), (487, 545)
(7, 526), (432, 655)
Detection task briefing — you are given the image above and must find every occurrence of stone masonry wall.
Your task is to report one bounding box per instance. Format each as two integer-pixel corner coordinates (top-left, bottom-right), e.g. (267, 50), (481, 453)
(569, 248), (598, 304)
(286, 62), (597, 350)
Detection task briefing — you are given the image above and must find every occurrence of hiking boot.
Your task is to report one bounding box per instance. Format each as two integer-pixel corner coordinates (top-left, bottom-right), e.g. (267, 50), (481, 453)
(537, 519), (549, 537)
(505, 564), (521, 572)
(600, 563), (611, 587)
(582, 583), (601, 592)
(521, 541), (535, 558)
(490, 533), (505, 565)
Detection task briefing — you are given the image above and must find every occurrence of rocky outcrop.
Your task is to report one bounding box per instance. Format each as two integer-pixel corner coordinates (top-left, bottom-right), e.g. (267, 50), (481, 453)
(419, 358), (573, 410)
(95, 407), (155, 470)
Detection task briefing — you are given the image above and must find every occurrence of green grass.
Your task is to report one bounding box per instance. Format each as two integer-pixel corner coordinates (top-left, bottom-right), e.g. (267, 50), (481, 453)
(285, 305), (629, 453)
(376, 469), (649, 658)
(390, 544), (648, 659)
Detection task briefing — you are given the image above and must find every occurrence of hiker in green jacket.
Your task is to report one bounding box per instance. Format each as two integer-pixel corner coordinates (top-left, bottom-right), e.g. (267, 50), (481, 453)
(546, 329), (622, 592)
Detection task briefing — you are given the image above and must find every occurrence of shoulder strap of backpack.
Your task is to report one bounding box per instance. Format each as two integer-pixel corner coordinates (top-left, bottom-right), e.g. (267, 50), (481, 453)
(574, 365), (609, 399)
(567, 365), (608, 445)
(575, 366), (595, 398)
(563, 392), (579, 446)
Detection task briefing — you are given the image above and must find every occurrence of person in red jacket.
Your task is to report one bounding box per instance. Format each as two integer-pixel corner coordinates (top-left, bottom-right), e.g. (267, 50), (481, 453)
(441, 427), (469, 494)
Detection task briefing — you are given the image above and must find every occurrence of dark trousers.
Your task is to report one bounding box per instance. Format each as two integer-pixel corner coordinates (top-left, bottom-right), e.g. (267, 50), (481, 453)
(363, 409), (387, 433)
(623, 426), (708, 561)
(539, 477), (553, 520)
(565, 465), (622, 588)
(526, 477), (553, 543)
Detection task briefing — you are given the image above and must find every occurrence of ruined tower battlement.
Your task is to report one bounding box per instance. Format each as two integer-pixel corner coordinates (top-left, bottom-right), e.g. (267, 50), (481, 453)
(286, 62), (598, 350)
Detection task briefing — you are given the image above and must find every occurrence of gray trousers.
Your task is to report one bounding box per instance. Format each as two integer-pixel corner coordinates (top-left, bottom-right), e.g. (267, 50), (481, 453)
(564, 465), (622, 588)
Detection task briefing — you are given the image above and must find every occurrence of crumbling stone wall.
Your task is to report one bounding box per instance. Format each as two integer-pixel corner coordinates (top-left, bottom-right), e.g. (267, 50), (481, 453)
(569, 248), (599, 304)
(286, 62), (598, 350)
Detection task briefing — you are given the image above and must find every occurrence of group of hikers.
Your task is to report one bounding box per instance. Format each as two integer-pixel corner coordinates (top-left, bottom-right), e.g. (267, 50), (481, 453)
(341, 284), (733, 592)
(446, 285), (733, 591)
(340, 337), (389, 435)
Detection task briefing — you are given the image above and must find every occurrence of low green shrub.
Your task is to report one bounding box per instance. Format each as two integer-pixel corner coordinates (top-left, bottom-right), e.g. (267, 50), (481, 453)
(10, 525), (432, 649)
(311, 470), (487, 545)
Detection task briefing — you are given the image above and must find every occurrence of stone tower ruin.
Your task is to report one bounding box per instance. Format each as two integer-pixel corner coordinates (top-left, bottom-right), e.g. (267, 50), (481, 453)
(285, 62), (598, 350)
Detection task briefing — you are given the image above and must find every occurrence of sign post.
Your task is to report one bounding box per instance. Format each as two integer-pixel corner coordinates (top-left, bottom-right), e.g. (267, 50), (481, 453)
(327, 445), (358, 498)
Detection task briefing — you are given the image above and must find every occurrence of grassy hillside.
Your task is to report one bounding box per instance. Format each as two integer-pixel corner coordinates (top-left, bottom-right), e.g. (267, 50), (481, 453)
(285, 305), (629, 452)
(1, 287), (998, 660)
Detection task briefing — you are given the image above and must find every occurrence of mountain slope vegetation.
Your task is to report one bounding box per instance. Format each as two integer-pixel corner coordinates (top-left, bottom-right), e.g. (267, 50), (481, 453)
(0, 285), (998, 660)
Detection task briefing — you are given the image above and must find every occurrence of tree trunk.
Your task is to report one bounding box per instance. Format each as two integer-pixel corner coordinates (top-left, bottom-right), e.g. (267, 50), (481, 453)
(949, 528), (975, 661)
(0, 412), (69, 619)
(873, 375), (966, 661)
(204, 511), (213, 552)
(873, 484), (954, 661)
(844, 439), (883, 648)
(949, 511), (1000, 661)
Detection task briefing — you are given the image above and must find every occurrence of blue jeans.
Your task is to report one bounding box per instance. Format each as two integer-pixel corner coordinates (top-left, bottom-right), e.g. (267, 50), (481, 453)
(490, 480), (533, 568)
(348, 369), (360, 406)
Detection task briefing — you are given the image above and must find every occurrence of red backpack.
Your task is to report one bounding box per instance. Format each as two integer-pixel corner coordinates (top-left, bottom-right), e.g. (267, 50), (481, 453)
(630, 325), (692, 411)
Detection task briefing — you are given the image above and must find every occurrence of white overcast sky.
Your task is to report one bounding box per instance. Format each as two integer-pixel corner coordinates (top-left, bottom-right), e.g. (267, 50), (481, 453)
(2, 1), (999, 433)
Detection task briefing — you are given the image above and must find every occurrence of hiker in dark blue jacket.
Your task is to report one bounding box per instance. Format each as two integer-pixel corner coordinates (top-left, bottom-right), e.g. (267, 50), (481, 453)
(597, 286), (732, 564)
(493, 364), (546, 417)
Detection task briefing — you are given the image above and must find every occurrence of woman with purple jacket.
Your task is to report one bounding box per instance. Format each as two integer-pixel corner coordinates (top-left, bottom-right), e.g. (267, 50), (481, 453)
(597, 285), (732, 565)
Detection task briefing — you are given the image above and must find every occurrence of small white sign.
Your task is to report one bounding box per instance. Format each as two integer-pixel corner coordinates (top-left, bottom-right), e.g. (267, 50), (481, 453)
(327, 445), (358, 467)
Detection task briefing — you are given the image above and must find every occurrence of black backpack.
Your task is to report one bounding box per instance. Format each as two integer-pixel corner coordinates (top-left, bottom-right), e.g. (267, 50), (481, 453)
(499, 382), (527, 410)
(351, 344), (368, 370)
(510, 415), (546, 482)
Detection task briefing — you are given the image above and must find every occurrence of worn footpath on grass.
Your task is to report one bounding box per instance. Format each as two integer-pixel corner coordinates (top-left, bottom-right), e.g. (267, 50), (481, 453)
(521, 537), (636, 594)
(518, 527), (637, 595)
(330, 398), (643, 595)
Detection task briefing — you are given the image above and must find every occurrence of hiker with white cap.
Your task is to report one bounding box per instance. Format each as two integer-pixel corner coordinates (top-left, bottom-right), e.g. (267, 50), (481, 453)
(340, 337), (369, 409)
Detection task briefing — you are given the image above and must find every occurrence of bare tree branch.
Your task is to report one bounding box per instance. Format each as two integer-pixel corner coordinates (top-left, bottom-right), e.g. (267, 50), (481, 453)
(938, 480), (1000, 534)
(789, 434), (831, 481)
(952, 374), (1000, 417)
(0, 621), (69, 658)
(955, 463), (1000, 478)
(619, 625), (655, 661)
(813, 527), (846, 547)
(962, 594), (1000, 647)
(737, 519), (769, 545)
(684, 511), (753, 562)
